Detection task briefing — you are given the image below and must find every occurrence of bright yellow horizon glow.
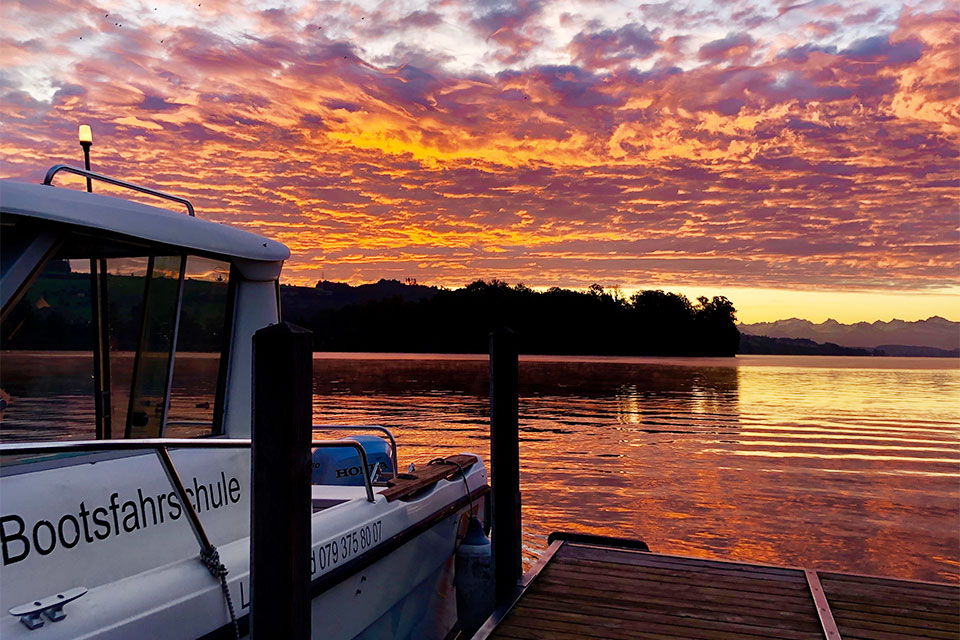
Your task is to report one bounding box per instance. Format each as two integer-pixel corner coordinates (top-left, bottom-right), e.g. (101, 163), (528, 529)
(656, 286), (960, 324)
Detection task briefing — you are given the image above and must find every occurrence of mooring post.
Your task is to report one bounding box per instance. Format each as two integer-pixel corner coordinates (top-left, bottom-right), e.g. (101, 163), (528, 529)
(251, 322), (313, 640)
(490, 327), (521, 605)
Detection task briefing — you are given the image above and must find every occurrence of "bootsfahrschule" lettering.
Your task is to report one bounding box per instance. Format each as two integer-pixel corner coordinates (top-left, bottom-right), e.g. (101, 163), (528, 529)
(0, 472), (241, 565)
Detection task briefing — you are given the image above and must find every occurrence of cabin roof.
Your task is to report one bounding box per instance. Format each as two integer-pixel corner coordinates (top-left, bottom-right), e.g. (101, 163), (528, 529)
(0, 179), (290, 263)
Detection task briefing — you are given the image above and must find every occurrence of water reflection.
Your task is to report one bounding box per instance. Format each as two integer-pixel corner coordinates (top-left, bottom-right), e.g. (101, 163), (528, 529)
(1, 351), (957, 583)
(309, 354), (958, 584)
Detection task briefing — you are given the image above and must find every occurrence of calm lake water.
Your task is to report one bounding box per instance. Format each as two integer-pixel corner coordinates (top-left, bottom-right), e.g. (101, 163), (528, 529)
(2, 352), (958, 583)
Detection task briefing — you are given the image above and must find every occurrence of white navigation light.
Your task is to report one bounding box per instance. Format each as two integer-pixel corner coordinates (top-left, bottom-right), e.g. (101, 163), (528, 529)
(78, 124), (92, 144)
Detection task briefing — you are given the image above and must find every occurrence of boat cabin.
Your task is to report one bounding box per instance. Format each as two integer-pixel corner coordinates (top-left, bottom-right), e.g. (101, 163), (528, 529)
(1, 169), (289, 442)
(0, 168), (489, 640)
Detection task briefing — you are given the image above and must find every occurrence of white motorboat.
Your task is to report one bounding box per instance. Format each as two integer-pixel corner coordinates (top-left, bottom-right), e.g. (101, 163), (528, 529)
(0, 166), (490, 639)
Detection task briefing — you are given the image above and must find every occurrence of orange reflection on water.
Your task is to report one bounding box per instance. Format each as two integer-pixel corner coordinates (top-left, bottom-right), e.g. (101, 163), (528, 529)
(309, 354), (959, 583)
(2, 352), (956, 583)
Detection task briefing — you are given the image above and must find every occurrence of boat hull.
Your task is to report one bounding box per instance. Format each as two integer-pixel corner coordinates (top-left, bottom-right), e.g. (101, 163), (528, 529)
(0, 448), (488, 639)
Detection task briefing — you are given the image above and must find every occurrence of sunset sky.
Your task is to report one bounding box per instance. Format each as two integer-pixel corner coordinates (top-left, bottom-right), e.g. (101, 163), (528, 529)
(1, 0), (957, 323)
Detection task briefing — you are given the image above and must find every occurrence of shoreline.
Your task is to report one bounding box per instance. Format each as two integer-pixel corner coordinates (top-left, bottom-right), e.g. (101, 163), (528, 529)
(3, 350), (957, 369)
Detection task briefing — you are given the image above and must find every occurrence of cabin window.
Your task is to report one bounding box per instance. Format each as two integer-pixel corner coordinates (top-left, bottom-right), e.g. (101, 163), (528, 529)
(164, 257), (232, 437)
(0, 258), (96, 441)
(0, 226), (235, 442)
(105, 256), (184, 439)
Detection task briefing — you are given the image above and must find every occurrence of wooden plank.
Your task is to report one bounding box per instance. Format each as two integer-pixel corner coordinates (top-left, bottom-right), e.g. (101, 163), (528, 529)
(518, 593), (822, 639)
(508, 602), (823, 640)
(544, 566), (809, 602)
(493, 626), (609, 640)
(552, 557), (810, 591)
(501, 614), (727, 640)
(553, 554), (808, 584)
(534, 572), (819, 617)
(532, 584), (816, 620)
(820, 578), (960, 604)
(493, 617), (617, 640)
(497, 611), (673, 640)
(527, 579), (825, 625)
(561, 545), (802, 578)
(560, 544), (803, 577)
(826, 614), (959, 639)
(828, 598), (959, 623)
(827, 626), (953, 640)
(819, 572), (960, 593)
(832, 603), (959, 630)
(825, 578), (960, 606)
(379, 454), (477, 502)
(548, 560), (809, 595)
(820, 587), (960, 614)
(523, 593), (819, 633)
(495, 613), (683, 640)
(528, 590), (820, 633)
(541, 564), (812, 599)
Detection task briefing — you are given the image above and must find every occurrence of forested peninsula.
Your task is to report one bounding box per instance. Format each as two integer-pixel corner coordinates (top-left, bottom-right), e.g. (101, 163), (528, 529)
(283, 279), (740, 356)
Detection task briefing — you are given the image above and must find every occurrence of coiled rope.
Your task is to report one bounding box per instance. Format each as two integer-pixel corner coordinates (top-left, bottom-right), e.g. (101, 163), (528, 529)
(200, 546), (239, 640)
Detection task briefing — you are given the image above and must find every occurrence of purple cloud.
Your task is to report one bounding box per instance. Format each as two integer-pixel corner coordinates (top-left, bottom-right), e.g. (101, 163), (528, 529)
(698, 32), (756, 63)
(570, 24), (660, 69)
(842, 34), (924, 64)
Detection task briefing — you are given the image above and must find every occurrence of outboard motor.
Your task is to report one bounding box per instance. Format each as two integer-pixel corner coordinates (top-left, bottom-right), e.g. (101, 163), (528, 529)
(311, 435), (393, 485)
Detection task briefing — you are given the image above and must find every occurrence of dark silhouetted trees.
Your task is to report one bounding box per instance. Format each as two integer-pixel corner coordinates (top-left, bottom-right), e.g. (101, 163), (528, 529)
(2, 274), (741, 356)
(285, 280), (740, 356)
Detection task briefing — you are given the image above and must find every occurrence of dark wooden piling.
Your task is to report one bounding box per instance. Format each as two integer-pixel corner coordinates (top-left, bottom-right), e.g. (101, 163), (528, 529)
(251, 322), (313, 640)
(490, 328), (522, 605)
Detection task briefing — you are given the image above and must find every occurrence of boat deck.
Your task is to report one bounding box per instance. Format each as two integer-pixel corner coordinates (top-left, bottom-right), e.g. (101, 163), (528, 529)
(471, 534), (960, 640)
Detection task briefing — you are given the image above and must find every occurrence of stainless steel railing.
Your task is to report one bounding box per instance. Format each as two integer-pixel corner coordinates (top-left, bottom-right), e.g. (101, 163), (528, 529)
(43, 165), (196, 216)
(163, 422), (399, 473)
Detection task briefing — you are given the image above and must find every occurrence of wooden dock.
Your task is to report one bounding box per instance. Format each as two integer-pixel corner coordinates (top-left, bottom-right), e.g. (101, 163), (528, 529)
(471, 533), (960, 640)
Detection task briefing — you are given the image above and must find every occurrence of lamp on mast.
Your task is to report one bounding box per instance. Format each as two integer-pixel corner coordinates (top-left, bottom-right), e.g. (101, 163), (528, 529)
(78, 124), (93, 192)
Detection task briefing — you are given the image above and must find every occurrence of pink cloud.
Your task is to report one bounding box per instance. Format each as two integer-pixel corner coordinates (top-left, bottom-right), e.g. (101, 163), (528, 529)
(0, 1), (956, 295)
(698, 32), (757, 63)
(570, 24), (660, 69)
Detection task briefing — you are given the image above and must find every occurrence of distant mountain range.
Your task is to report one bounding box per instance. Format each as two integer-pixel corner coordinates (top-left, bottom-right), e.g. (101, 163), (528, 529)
(739, 317), (959, 355)
(738, 335), (874, 356)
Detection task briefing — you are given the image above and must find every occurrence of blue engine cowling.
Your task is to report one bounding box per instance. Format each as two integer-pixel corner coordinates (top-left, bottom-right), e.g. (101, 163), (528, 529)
(311, 435), (393, 486)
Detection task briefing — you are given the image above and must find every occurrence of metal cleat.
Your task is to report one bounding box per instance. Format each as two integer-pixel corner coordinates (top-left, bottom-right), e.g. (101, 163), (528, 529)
(9, 587), (87, 630)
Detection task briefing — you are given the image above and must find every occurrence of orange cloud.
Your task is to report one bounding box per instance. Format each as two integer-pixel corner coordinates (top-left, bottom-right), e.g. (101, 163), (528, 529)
(0, 0), (957, 321)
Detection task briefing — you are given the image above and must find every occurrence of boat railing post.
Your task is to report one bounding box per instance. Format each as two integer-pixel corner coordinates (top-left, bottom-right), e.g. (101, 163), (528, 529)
(490, 327), (522, 605)
(154, 445), (213, 553)
(251, 322), (313, 640)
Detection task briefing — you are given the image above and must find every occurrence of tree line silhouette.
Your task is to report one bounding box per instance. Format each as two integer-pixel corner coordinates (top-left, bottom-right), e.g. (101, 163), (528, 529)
(2, 272), (740, 357)
(284, 279), (740, 356)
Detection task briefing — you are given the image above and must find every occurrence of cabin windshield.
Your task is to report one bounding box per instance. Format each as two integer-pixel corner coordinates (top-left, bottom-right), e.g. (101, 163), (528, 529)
(0, 215), (234, 442)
